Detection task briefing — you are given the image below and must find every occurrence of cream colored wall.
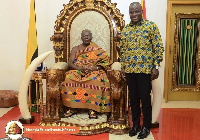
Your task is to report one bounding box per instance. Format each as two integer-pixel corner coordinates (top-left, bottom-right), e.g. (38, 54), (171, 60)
(0, 0), (167, 97)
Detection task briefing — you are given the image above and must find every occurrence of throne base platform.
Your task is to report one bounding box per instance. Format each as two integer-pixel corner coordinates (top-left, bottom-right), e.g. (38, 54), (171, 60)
(40, 113), (129, 135)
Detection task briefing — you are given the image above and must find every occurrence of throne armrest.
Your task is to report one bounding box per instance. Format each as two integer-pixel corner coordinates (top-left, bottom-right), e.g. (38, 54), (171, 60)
(111, 62), (121, 71)
(51, 62), (68, 70)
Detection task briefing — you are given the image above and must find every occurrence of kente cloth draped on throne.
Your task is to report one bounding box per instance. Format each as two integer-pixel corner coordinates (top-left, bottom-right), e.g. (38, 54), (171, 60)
(61, 42), (111, 112)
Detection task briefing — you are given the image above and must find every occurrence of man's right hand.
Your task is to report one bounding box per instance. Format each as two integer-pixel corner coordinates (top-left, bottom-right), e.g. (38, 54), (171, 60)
(151, 68), (159, 80)
(81, 66), (97, 74)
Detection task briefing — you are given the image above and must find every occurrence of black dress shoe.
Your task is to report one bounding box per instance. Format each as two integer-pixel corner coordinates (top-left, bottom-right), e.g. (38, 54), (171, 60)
(129, 125), (141, 137)
(137, 127), (150, 139)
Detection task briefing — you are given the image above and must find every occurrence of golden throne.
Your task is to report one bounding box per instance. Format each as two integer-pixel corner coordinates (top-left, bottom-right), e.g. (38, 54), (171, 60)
(41, 0), (129, 135)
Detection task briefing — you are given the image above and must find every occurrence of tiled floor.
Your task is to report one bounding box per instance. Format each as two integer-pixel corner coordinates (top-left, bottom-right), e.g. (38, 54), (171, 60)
(0, 100), (200, 140)
(161, 100), (200, 108)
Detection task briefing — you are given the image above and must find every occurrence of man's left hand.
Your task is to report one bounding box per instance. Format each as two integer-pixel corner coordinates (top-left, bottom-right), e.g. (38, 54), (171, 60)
(151, 68), (159, 80)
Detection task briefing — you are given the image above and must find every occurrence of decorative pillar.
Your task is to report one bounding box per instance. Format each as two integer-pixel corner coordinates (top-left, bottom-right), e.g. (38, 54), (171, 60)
(51, 33), (65, 62)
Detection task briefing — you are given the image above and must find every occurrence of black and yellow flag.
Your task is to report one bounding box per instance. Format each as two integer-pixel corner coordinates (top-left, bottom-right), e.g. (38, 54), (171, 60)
(25, 0), (38, 107)
(25, 0), (38, 70)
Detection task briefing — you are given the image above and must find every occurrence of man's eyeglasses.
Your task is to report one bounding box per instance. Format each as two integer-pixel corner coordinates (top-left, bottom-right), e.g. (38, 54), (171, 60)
(129, 10), (142, 15)
(81, 35), (91, 38)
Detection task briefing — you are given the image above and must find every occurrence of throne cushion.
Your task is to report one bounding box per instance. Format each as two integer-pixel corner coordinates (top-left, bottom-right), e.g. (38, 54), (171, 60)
(0, 90), (19, 108)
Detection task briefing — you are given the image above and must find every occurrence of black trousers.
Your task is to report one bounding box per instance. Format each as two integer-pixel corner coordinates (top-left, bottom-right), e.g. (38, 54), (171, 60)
(125, 73), (152, 129)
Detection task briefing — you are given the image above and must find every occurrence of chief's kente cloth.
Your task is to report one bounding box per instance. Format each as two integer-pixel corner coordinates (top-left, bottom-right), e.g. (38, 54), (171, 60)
(61, 42), (111, 112)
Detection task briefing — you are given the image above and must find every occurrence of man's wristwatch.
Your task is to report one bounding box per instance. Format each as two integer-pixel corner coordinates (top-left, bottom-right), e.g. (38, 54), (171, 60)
(154, 65), (159, 70)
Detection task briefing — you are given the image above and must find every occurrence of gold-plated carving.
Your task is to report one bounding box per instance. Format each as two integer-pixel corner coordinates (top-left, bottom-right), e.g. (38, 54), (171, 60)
(52, 0), (124, 63)
(29, 71), (46, 117)
(44, 69), (66, 121)
(85, 0), (94, 7)
(39, 121), (129, 135)
(45, 0), (128, 135)
(51, 33), (65, 62)
(107, 70), (129, 134)
(186, 25), (192, 29)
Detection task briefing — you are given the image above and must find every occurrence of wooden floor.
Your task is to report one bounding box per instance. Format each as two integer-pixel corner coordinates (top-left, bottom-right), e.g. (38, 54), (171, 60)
(0, 101), (200, 140)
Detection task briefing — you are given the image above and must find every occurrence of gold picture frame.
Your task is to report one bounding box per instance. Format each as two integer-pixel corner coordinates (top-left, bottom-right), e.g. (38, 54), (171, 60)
(172, 13), (200, 91)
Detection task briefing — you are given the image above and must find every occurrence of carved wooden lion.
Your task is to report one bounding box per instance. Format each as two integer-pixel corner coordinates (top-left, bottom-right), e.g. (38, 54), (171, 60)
(107, 70), (127, 122)
(45, 69), (65, 120)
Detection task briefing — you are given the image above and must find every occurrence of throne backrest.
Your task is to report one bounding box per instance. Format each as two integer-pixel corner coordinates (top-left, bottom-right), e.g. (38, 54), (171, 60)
(70, 11), (110, 56)
(51, 0), (125, 63)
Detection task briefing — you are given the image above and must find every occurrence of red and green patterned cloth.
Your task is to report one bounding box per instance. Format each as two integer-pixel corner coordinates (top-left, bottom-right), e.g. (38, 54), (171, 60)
(61, 42), (112, 112)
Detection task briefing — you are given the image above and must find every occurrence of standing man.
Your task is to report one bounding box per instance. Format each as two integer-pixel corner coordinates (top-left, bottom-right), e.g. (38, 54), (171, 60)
(120, 2), (164, 139)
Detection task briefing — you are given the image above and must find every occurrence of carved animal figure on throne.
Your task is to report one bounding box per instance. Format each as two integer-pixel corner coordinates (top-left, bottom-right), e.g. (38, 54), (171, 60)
(107, 70), (126, 122)
(45, 69), (65, 120)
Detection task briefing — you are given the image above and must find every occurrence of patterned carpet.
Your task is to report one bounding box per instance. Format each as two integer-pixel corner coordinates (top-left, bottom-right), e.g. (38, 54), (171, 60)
(61, 113), (107, 124)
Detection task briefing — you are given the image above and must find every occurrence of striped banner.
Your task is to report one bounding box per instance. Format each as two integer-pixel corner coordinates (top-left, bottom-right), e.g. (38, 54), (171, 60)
(141, 0), (147, 19)
(178, 19), (198, 85)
